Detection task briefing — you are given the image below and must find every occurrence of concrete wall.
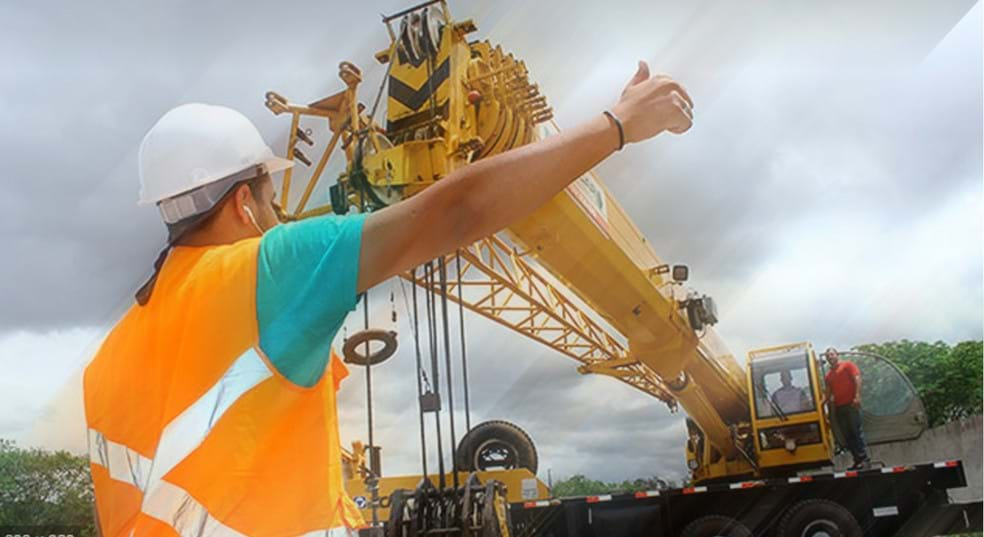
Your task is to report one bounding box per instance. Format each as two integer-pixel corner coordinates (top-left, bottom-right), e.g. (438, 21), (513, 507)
(834, 415), (982, 502)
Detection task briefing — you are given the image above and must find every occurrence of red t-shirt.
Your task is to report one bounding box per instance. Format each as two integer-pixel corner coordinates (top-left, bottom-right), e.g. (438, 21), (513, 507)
(825, 360), (861, 407)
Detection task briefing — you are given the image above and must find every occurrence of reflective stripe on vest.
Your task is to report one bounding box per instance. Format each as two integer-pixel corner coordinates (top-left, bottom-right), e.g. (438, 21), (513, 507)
(141, 479), (357, 537)
(88, 428), (152, 492)
(143, 347), (270, 499)
(85, 241), (364, 535)
(88, 347), (355, 535)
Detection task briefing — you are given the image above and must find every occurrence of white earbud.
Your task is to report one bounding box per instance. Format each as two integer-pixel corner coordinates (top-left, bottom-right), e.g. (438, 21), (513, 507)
(242, 205), (265, 235)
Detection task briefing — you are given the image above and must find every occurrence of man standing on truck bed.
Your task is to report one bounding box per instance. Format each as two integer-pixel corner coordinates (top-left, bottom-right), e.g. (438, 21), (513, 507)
(823, 348), (871, 470)
(82, 62), (694, 536)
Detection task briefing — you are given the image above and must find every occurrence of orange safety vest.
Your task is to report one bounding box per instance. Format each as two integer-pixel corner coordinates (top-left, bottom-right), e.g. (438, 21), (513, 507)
(84, 239), (365, 536)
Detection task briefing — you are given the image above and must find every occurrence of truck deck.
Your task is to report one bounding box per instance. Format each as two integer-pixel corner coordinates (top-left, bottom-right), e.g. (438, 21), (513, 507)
(512, 460), (981, 537)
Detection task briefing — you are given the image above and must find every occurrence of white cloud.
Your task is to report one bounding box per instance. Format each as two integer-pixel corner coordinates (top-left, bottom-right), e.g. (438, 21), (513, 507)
(722, 180), (982, 353)
(0, 327), (103, 452)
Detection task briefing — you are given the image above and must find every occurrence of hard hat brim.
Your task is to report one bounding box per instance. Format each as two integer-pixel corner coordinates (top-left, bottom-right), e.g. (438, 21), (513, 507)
(262, 155), (294, 176)
(139, 155), (295, 207)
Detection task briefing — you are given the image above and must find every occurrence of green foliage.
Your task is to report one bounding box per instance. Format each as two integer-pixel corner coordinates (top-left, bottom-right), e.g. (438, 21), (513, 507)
(854, 339), (983, 427)
(550, 474), (677, 497)
(0, 439), (96, 535)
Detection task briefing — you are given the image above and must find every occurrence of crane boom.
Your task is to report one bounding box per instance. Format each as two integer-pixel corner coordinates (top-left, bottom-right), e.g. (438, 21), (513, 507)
(496, 140), (749, 456)
(266, 2), (751, 472)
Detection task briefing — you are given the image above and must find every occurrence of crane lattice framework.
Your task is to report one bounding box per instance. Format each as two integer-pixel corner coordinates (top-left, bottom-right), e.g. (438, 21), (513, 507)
(405, 235), (677, 408)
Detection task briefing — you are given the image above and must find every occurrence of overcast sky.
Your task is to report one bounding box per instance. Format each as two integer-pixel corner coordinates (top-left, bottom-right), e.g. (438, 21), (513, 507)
(1, 0), (981, 484)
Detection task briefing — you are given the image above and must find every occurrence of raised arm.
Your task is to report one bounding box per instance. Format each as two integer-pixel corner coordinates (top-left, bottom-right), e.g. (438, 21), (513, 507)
(357, 61), (693, 292)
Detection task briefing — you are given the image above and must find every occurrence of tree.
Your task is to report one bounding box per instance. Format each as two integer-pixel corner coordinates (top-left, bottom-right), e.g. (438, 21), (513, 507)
(0, 439), (96, 535)
(550, 474), (677, 497)
(938, 341), (984, 423)
(550, 474), (610, 497)
(853, 339), (983, 427)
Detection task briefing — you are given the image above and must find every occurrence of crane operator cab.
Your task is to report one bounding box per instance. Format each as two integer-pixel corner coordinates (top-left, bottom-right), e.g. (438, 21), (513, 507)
(746, 343), (836, 473)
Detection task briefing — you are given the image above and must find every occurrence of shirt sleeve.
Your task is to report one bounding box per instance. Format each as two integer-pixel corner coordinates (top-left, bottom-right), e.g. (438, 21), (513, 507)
(846, 361), (861, 377)
(256, 213), (368, 387)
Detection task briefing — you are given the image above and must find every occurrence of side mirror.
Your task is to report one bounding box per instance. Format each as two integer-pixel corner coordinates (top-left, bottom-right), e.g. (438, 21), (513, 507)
(672, 265), (689, 282)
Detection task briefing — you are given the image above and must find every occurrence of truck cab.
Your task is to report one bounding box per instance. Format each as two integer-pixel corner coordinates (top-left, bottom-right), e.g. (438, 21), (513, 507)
(685, 342), (934, 483)
(746, 342), (836, 473)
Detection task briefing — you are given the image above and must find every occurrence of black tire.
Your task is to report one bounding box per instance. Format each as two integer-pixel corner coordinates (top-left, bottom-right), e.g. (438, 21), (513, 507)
(455, 420), (538, 474)
(777, 499), (862, 537)
(681, 515), (753, 537)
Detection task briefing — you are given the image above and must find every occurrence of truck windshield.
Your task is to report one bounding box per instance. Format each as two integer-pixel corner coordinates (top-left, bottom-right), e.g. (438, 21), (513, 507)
(750, 352), (817, 420)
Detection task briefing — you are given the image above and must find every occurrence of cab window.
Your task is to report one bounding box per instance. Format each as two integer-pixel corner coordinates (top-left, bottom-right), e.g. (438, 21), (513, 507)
(751, 352), (818, 419)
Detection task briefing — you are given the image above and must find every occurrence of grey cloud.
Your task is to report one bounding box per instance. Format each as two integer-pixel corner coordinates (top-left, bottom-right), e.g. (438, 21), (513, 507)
(0, 0), (405, 329)
(1, 0), (978, 332)
(4, 0), (981, 483)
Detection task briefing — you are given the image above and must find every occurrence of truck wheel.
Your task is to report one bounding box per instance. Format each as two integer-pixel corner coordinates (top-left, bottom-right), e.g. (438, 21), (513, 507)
(455, 420), (538, 474)
(777, 499), (862, 537)
(386, 489), (410, 537)
(681, 515), (752, 537)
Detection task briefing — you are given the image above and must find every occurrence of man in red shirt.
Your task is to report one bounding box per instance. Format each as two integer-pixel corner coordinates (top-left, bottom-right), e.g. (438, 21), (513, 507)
(823, 348), (870, 469)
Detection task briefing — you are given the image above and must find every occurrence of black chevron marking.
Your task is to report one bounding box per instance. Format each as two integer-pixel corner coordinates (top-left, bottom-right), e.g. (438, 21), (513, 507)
(388, 58), (450, 112)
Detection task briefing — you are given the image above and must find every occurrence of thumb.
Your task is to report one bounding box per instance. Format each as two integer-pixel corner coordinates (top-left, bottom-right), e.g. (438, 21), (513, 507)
(623, 60), (650, 93)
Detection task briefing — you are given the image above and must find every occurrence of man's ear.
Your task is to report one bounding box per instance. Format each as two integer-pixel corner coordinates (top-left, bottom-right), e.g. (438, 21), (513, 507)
(232, 183), (254, 226)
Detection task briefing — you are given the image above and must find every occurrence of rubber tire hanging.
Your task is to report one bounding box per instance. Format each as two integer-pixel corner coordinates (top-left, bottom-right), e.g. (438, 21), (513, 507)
(455, 420), (538, 475)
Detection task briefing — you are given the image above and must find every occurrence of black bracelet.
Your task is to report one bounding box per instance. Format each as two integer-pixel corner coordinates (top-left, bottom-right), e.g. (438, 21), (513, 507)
(603, 110), (625, 151)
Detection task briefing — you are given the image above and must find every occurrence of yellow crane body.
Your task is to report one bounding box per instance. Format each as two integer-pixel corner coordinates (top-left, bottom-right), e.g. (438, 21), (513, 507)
(265, 1), (837, 497)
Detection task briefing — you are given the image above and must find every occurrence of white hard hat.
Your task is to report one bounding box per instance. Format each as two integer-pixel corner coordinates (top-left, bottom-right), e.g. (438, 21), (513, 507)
(138, 103), (293, 222)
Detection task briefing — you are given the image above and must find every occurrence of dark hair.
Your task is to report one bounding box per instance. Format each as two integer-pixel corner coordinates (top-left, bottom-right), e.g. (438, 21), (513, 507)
(135, 175), (268, 306)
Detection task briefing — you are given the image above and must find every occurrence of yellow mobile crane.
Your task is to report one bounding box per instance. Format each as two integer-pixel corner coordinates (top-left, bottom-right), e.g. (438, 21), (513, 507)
(264, 3), (973, 536)
(266, 0), (828, 485)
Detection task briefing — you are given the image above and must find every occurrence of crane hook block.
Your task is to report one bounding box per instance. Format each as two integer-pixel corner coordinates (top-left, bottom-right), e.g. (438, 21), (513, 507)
(342, 329), (399, 366)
